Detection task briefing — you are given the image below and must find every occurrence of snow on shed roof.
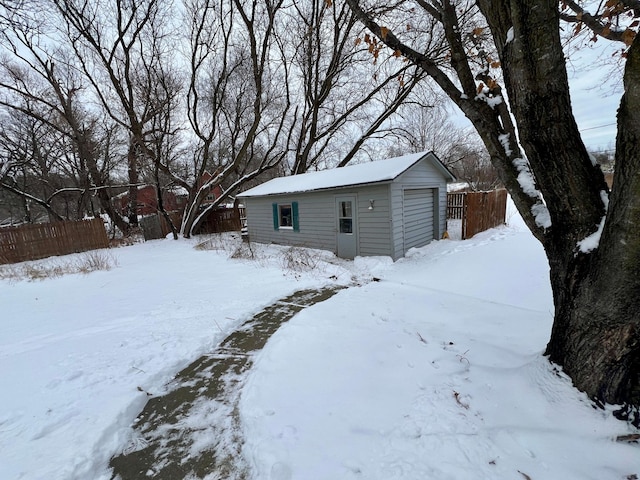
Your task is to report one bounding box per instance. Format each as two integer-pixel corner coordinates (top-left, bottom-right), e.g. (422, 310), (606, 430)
(239, 151), (453, 197)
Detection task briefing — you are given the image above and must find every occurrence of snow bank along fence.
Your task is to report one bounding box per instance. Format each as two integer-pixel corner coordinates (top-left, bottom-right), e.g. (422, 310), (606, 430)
(0, 218), (109, 264)
(447, 189), (507, 239)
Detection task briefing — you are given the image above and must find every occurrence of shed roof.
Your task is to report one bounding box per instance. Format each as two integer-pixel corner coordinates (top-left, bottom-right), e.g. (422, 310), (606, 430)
(239, 151), (454, 197)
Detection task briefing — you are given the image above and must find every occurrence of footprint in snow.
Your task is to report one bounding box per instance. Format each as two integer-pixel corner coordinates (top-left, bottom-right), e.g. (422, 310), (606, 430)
(270, 461), (292, 480)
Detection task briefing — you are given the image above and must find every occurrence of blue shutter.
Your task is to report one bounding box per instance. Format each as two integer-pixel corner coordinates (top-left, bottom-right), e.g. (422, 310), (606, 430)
(272, 203), (279, 230)
(292, 202), (299, 232)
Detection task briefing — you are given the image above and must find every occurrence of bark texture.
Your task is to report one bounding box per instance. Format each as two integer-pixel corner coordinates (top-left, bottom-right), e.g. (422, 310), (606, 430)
(477, 0), (639, 417)
(346, 0), (640, 417)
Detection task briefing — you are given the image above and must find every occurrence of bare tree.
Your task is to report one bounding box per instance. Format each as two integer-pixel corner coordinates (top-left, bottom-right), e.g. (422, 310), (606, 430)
(345, 0), (640, 420)
(282, 0), (426, 173)
(449, 149), (501, 192)
(49, 0), (178, 228)
(172, 0), (295, 237)
(388, 103), (500, 190)
(0, 6), (131, 231)
(2, 0), (496, 243)
(0, 112), (66, 222)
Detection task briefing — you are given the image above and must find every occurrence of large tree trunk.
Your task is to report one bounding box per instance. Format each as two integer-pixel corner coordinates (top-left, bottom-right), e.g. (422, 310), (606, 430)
(181, 187), (210, 238)
(126, 141), (140, 228)
(545, 34), (640, 416)
(477, 0), (640, 417)
(84, 153), (130, 237)
(345, 0), (640, 414)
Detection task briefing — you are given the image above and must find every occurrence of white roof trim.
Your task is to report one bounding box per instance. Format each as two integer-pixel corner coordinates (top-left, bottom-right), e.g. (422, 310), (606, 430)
(239, 151), (454, 197)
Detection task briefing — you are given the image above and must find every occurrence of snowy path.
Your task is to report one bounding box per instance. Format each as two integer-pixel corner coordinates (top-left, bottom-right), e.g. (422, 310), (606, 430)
(109, 286), (343, 479)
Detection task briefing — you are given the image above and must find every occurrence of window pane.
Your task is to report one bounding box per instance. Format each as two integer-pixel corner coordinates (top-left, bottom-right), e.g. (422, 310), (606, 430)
(339, 218), (353, 234)
(340, 201), (352, 218)
(279, 205), (292, 227)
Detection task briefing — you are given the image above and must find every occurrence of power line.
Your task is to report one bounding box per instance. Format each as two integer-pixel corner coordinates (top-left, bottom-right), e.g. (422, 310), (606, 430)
(580, 122), (616, 132)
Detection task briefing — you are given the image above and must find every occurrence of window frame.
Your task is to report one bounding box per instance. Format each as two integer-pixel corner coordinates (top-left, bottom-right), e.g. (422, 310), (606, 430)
(278, 204), (293, 229)
(272, 201), (300, 232)
(337, 200), (354, 234)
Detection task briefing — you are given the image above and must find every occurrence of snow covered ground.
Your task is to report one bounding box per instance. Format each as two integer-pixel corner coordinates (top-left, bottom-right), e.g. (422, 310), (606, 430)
(1, 212), (639, 479)
(0, 236), (353, 480)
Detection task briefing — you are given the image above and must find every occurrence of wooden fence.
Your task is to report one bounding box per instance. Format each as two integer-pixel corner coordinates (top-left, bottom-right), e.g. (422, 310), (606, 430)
(139, 206), (245, 240)
(447, 192), (466, 220)
(140, 211), (184, 240)
(447, 189), (507, 240)
(0, 218), (109, 265)
(195, 206), (245, 235)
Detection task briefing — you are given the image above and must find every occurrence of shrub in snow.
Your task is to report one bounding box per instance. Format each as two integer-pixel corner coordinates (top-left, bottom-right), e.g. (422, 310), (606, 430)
(279, 246), (321, 273)
(0, 251), (117, 281)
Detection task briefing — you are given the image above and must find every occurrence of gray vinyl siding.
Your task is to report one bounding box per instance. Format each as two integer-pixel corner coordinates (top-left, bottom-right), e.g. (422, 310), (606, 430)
(390, 187), (404, 259)
(245, 185), (392, 256)
(355, 184), (392, 257)
(244, 193), (336, 251)
(241, 152), (452, 260)
(390, 159), (447, 258)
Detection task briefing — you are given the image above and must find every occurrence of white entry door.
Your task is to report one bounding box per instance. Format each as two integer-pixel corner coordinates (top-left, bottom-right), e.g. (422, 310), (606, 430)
(336, 196), (357, 259)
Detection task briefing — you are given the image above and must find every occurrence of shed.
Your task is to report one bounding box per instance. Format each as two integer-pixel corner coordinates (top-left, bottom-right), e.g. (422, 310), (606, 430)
(237, 151), (455, 260)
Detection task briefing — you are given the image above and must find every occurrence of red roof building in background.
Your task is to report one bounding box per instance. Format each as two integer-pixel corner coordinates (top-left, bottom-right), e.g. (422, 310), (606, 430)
(115, 185), (184, 216)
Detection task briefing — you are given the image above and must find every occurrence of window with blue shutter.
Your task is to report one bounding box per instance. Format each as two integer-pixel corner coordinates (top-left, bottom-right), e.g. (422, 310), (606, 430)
(273, 202), (299, 231)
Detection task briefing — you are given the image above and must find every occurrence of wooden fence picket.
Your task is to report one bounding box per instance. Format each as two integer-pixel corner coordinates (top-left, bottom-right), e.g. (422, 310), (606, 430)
(447, 189), (507, 240)
(0, 218), (109, 264)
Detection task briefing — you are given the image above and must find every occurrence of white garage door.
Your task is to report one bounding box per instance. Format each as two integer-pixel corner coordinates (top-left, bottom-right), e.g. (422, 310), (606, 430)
(403, 189), (434, 252)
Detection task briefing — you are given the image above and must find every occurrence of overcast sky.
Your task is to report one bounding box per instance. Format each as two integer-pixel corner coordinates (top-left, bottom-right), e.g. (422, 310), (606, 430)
(451, 39), (621, 155)
(566, 36), (625, 154)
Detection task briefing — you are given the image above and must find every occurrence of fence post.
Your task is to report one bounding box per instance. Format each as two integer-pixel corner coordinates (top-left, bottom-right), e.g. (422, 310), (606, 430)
(462, 194), (468, 240)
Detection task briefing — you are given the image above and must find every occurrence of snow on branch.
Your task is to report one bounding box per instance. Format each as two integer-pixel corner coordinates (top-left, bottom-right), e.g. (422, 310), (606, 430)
(498, 133), (512, 156)
(500, 133), (552, 229)
(475, 88), (503, 109)
(512, 157), (539, 198)
(506, 27), (515, 44)
(531, 204), (552, 230)
(576, 191), (610, 254)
